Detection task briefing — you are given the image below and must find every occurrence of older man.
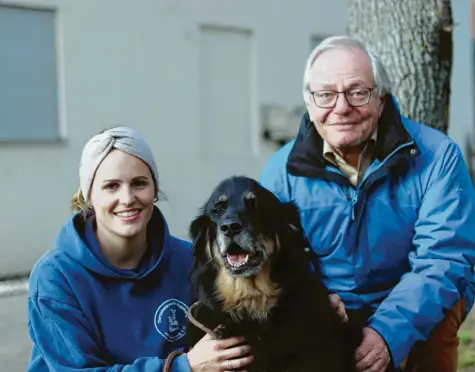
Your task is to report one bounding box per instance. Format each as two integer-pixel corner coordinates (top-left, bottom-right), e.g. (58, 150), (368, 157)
(259, 35), (475, 372)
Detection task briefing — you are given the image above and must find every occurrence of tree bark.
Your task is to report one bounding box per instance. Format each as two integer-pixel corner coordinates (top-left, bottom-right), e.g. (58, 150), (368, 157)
(347, 0), (453, 134)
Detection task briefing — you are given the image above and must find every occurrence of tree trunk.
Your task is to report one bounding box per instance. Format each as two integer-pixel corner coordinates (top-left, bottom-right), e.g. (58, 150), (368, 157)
(347, 0), (453, 134)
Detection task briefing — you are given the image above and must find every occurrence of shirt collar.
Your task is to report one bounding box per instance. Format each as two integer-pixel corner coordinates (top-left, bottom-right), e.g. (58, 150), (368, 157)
(323, 128), (378, 163)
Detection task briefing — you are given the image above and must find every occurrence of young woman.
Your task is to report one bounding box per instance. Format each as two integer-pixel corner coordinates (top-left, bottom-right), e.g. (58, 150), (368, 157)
(26, 127), (253, 371)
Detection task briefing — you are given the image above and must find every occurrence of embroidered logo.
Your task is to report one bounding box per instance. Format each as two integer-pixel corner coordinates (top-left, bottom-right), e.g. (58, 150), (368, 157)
(154, 299), (188, 342)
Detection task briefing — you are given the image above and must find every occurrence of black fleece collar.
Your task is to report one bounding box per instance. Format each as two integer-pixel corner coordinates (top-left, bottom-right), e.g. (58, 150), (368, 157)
(286, 95), (420, 179)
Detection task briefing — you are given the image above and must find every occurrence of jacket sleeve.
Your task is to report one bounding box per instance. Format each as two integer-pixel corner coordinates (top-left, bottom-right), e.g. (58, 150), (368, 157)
(28, 294), (191, 372)
(368, 141), (475, 367)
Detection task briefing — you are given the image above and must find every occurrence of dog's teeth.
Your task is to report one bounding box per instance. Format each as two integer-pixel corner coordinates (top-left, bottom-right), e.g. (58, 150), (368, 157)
(227, 254), (250, 268)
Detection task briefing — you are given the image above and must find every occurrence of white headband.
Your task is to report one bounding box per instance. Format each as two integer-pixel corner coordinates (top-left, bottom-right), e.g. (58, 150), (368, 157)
(79, 126), (159, 200)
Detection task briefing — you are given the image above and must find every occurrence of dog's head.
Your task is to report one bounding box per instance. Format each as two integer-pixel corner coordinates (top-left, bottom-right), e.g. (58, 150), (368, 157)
(188, 176), (312, 313)
(188, 176), (314, 320)
(190, 176), (304, 278)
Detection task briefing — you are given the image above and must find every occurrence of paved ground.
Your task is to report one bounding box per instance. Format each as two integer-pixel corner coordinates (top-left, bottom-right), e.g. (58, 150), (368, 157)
(0, 293), (31, 371)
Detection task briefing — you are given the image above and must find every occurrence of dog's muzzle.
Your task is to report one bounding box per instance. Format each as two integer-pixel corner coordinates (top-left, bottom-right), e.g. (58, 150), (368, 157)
(216, 221), (269, 277)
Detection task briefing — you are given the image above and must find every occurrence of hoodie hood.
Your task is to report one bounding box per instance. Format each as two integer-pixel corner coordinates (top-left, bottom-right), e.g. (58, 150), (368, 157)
(54, 206), (169, 280)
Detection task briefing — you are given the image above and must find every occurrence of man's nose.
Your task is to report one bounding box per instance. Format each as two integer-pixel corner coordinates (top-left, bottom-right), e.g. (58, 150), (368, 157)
(333, 93), (352, 114)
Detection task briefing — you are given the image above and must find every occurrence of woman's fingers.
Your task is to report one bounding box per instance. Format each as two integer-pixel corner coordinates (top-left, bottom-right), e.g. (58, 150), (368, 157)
(220, 344), (252, 360)
(216, 335), (246, 350)
(221, 354), (254, 371)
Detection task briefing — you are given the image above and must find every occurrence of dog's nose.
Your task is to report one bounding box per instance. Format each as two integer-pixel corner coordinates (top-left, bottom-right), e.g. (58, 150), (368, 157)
(220, 219), (243, 237)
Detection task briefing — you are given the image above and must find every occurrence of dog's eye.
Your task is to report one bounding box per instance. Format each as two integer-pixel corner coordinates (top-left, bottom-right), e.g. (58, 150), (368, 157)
(211, 201), (226, 215)
(245, 197), (259, 209)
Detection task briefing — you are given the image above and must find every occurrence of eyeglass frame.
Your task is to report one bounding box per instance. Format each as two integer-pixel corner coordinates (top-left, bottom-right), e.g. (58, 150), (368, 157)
(309, 87), (378, 108)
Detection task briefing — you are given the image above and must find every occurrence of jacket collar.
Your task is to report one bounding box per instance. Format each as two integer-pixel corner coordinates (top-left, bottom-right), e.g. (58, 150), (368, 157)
(286, 95), (420, 178)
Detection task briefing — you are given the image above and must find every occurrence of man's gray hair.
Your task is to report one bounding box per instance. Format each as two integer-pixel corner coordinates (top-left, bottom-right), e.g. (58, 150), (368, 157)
(302, 36), (393, 103)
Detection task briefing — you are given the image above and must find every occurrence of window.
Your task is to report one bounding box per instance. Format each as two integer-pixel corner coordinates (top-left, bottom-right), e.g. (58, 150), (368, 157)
(0, 5), (60, 141)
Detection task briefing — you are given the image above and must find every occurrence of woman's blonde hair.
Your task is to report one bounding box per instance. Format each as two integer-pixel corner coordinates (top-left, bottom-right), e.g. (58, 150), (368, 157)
(71, 187), (89, 213)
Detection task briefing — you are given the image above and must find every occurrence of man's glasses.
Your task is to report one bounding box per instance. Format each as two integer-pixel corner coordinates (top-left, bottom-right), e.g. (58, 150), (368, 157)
(310, 87), (376, 108)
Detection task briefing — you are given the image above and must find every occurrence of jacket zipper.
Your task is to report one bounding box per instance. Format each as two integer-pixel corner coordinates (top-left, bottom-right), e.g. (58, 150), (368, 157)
(351, 193), (358, 220)
(351, 141), (416, 221)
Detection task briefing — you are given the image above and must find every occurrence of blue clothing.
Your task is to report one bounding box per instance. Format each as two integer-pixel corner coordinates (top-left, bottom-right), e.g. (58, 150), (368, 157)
(259, 97), (475, 367)
(27, 208), (193, 371)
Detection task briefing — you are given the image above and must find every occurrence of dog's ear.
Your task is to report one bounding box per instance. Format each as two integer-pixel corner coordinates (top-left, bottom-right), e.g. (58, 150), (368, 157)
(189, 213), (213, 271)
(274, 201), (319, 275)
(189, 214), (208, 250)
(277, 201), (306, 246)
(280, 201), (303, 235)
(188, 213), (218, 308)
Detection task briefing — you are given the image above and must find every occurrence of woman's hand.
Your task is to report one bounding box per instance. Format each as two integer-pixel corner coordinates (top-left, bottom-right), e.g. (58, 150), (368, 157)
(186, 332), (253, 371)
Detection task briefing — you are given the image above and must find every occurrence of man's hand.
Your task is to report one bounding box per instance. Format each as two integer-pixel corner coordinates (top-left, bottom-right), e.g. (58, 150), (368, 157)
(355, 327), (390, 372)
(329, 293), (348, 322)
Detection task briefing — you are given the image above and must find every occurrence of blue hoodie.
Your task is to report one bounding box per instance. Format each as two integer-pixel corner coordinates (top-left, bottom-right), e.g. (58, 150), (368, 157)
(27, 208), (193, 371)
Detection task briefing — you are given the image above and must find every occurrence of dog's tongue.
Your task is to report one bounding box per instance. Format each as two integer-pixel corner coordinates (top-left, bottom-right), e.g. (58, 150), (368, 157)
(227, 253), (248, 264)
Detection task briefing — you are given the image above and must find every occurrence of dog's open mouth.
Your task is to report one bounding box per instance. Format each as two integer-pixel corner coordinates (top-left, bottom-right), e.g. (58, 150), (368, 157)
(222, 243), (264, 275)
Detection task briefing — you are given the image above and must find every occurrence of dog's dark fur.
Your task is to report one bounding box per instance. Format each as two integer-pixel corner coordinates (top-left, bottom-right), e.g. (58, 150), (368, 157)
(186, 176), (365, 372)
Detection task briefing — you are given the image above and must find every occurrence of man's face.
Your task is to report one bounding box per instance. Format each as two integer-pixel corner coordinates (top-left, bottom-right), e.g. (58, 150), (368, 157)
(307, 47), (385, 150)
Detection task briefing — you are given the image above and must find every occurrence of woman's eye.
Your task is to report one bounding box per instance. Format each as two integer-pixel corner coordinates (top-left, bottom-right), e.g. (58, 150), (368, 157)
(103, 183), (119, 190)
(133, 180), (149, 188)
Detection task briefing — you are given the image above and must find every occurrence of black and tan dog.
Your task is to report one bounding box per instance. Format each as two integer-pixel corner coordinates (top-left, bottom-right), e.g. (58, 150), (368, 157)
(186, 175), (364, 371)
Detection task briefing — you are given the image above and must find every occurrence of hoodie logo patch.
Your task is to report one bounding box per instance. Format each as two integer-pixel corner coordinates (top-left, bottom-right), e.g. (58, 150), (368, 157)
(154, 299), (188, 342)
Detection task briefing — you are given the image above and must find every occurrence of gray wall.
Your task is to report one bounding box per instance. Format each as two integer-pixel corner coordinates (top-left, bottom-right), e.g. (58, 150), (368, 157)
(0, 0), (472, 278)
(0, 0), (348, 277)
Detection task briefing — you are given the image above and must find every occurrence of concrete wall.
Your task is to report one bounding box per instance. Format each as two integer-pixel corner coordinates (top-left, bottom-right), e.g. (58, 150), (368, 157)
(0, 0), (347, 277)
(0, 0), (472, 278)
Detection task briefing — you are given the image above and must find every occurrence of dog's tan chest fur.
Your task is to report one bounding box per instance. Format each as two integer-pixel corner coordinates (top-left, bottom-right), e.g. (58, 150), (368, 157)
(215, 265), (280, 322)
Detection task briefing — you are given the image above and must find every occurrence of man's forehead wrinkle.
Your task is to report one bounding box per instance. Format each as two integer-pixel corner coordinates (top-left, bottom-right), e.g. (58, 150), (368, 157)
(309, 49), (373, 85)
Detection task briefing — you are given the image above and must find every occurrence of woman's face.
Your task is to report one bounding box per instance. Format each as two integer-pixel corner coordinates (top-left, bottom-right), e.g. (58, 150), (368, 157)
(89, 149), (156, 240)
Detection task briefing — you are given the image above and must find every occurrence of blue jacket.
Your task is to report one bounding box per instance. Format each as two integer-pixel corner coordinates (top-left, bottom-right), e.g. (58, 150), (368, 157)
(259, 97), (475, 367)
(27, 208), (193, 371)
